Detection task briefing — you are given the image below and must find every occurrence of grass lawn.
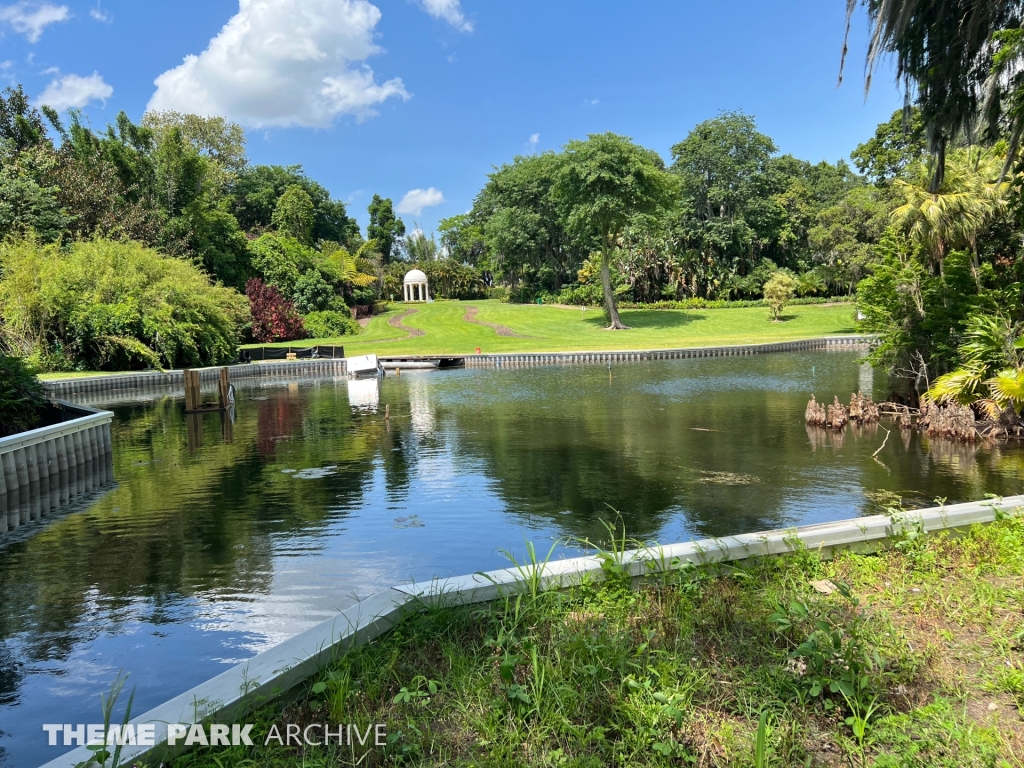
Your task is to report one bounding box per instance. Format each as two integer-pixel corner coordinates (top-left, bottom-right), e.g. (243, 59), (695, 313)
(247, 300), (858, 356)
(36, 370), (141, 381)
(175, 516), (1024, 768)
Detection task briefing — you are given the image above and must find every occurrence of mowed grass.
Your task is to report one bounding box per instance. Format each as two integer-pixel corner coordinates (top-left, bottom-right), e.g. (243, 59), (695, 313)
(250, 300), (858, 355)
(36, 370), (141, 381)
(174, 515), (1024, 767)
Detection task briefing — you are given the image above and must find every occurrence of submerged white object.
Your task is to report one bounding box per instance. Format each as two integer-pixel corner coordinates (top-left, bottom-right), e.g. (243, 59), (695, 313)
(346, 353), (384, 378)
(346, 377), (380, 411)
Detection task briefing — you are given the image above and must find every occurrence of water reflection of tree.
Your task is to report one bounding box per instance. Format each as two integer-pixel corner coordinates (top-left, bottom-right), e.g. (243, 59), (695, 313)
(0, 383), (388, 672)
(429, 360), (837, 541)
(815, 421), (1024, 513)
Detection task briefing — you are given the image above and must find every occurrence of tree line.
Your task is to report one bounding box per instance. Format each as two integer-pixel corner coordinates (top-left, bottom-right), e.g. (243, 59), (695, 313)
(0, 85), (420, 371)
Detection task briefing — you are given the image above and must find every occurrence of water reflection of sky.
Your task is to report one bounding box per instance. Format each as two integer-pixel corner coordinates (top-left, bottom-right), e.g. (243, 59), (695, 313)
(1, 352), (1022, 768)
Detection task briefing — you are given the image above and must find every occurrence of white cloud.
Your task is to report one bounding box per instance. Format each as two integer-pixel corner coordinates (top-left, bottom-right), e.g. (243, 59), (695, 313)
(36, 72), (112, 110)
(89, 7), (109, 22)
(527, 132), (539, 152)
(419, 0), (471, 32)
(0, 2), (69, 42)
(147, 0), (409, 128)
(396, 187), (444, 216)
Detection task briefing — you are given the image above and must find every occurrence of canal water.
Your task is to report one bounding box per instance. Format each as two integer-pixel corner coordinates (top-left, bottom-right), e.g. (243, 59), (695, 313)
(1, 351), (1022, 767)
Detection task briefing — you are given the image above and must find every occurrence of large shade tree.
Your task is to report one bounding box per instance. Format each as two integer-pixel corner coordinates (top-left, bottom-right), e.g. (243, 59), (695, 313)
(471, 152), (580, 292)
(555, 133), (675, 329)
(843, 0), (1020, 189)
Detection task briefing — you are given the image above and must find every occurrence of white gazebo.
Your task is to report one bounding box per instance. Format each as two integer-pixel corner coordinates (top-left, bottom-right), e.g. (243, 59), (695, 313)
(403, 268), (430, 302)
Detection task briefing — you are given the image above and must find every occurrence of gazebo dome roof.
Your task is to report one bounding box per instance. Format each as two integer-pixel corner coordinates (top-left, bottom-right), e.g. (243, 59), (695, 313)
(403, 269), (428, 283)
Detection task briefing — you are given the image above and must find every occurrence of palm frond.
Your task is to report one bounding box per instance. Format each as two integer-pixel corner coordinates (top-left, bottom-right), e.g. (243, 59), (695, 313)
(986, 367), (1024, 409)
(927, 365), (986, 405)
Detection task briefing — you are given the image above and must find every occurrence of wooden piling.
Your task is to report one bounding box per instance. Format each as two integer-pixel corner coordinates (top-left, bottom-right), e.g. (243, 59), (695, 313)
(187, 413), (203, 452)
(184, 369), (202, 411)
(217, 368), (230, 409)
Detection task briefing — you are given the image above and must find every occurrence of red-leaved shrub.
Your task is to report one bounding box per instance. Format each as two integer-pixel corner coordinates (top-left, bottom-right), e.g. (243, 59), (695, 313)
(245, 278), (306, 342)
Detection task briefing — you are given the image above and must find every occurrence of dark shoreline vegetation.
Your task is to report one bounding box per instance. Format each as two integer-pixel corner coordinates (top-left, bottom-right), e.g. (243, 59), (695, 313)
(0, 354), (45, 436)
(168, 517), (1024, 768)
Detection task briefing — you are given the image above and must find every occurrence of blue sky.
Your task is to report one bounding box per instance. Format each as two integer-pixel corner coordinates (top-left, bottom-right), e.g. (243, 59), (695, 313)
(0, 0), (903, 235)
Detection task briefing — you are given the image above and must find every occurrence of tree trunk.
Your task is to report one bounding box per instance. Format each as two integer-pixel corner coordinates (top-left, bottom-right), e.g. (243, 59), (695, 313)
(601, 237), (628, 330)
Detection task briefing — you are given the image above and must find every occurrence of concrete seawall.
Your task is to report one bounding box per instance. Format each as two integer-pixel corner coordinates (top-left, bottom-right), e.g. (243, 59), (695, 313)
(42, 358), (349, 400)
(0, 400), (114, 528)
(463, 335), (870, 367)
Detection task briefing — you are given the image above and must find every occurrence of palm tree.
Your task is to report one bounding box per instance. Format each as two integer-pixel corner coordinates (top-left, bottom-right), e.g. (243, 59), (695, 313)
(322, 241), (378, 291)
(890, 147), (1007, 277)
(928, 312), (1024, 418)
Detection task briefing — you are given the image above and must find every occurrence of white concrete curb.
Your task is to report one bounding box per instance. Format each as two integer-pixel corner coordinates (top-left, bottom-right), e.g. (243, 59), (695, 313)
(40, 494), (1023, 768)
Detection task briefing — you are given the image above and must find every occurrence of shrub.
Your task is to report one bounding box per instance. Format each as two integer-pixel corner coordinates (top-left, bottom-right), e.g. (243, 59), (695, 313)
(763, 272), (799, 320)
(485, 286), (510, 302)
(0, 354), (46, 436)
(245, 278), (306, 342)
(292, 269), (334, 313)
(0, 238), (249, 371)
(249, 233), (316, 297)
(556, 283), (604, 306)
(302, 310), (360, 339)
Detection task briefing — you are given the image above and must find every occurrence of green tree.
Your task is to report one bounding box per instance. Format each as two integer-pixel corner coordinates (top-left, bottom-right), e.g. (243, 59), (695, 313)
(367, 194), (405, 262)
(403, 228), (440, 262)
(0, 85), (55, 150)
(472, 152), (581, 293)
(142, 111), (247, 174)
(808, 185), (892, 293)
(669, 112), (780, 293)
(850, 108), (927, 184)
(857, 236), (990, 390)
(928, 312), (1024, 407)
(555, 133), (675, 329)
(231, 165), (359, 245)
(272, 186), (315, 244)
(763, 271), (798, 321)
(438, 213), (486, 265)
(249, 233), (317, 297)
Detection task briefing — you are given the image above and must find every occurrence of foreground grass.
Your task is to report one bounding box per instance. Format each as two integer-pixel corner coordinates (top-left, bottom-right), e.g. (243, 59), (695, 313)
(247, 300), (857, 355)
(176, 516), (1024, 767)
